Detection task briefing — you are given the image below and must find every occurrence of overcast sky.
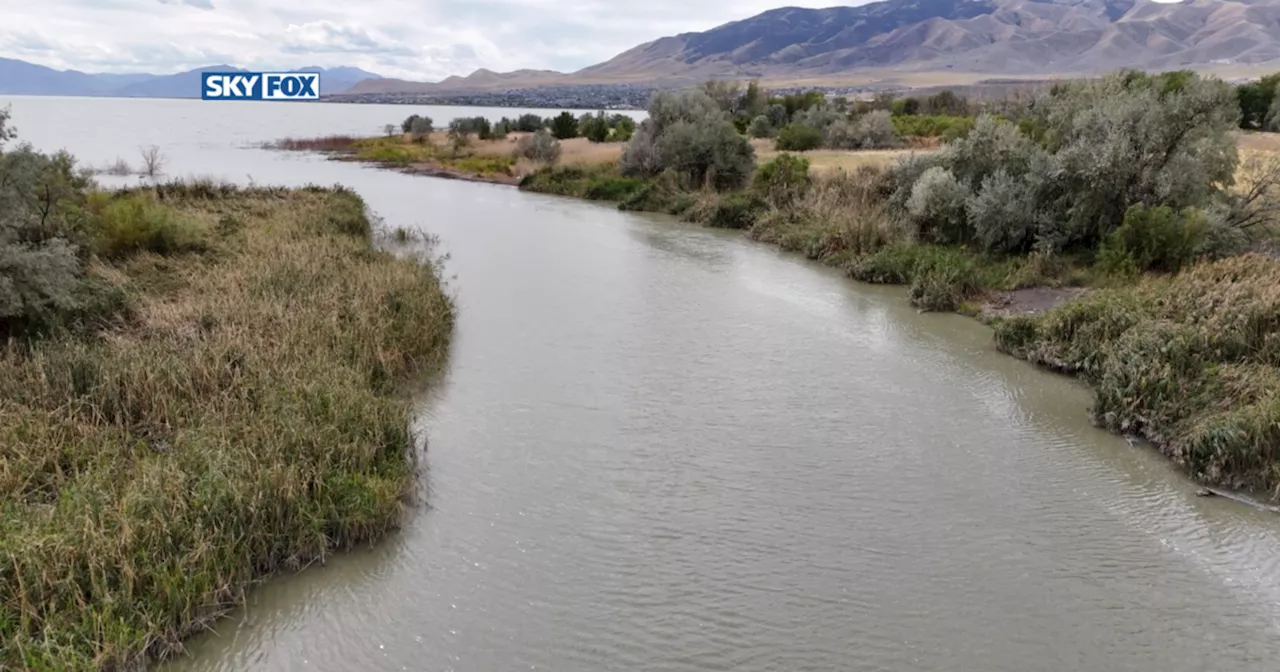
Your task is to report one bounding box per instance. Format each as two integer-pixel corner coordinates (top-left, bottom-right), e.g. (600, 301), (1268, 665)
(1, 0), (852, 80)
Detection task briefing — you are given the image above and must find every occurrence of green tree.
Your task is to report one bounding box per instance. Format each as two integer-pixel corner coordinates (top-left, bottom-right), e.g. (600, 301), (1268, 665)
(550, 111), (579, 139)
(775, 123), (823, 151)
(580, 112), (610, 143)
(515, 114), (545, 132)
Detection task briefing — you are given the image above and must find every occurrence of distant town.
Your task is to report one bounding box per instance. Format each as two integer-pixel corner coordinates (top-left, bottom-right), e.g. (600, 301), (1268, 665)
(322, 83), (888, 110)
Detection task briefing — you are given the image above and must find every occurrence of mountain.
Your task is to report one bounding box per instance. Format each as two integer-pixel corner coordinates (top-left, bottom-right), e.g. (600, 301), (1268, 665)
(342, 0), (1280, 95)
(0, 59), (382, 98)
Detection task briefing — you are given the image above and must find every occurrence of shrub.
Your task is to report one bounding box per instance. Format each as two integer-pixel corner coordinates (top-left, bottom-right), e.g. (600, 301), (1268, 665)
(748, 115), (775, 138)
(775, 123), (823, 151)
(792, 105), (842, 131)
(621, 89), (750, 188)
(0, 139), (99, 337)
(619, 120), (663, 176)
(408, 116), (433, 140)
(906, 167), (970, 244)
(1097, 204), (1207, 275)
(656, 119), (756, 190)
(580, 114), (610, 143)
(1040, 71), (1239, 248)
(93, 193), (207, 258)
(752, 153), (811, 208)
(609, 115), (636, 142)
(646, 90), (726, 131)
(751, 167), (901, 262)
(515, 113), (545, 132)
(401, 113), (427, 133)
(965, 168), (1042, 253)
(515, 129), (562, 164)
(550, 111), (579, 139)
(891, 114), (975, 139)
(909, 257), (981, 312)
(583, 176), (647, 201)
(687, 192), (767, 229)
(825, 110), (902, 149)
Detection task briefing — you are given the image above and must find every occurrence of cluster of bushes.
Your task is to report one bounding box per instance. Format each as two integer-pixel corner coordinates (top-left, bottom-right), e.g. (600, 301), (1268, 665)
(619, 89), (757, 191)
(886, 70), (1247, 266)
(0, 108), (128, 337)
(395, 110), (637, 144)
(524, 68), (1274, 313)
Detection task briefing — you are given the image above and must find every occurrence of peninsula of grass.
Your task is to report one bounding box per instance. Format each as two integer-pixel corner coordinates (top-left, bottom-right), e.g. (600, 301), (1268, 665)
(271, 133), (522, 184)
(0, 182), (454, 669)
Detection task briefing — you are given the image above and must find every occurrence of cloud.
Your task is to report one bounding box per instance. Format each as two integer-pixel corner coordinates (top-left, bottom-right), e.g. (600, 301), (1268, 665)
(158, 0), (214, 10)
(0, 0), (852, 80)
(280, 20), (415, 57)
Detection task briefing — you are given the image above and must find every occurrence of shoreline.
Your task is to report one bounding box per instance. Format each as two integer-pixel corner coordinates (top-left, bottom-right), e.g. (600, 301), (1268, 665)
(271, 140), (1280, 506)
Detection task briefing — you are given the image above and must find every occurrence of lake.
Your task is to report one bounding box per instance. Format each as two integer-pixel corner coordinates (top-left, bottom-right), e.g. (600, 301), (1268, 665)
(6, 95), (1280, 672)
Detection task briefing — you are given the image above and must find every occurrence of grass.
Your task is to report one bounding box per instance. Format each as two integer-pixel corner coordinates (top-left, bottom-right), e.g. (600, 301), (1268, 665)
(993, 254), (1280, 495)
(273, 132), (620, 185)
(0, 183), (454, 670)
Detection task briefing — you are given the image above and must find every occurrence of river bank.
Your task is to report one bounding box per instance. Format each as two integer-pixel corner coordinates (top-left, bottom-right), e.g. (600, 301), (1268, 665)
(0, 182), (454, 670)
(264, 117), (1280, 502)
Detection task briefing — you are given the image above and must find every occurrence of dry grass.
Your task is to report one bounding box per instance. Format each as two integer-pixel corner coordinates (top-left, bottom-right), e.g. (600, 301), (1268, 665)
(752, 138), (925, 174)
(0, 184), (454, 670)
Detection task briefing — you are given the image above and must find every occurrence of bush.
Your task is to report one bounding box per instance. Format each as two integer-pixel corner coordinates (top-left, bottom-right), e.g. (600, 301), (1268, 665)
(687, 192), (766, 229)
(909, 257), (981, 312)
(0, 135), (102, 337)
(93, 193), (207, 259)
(550, 111), (579, 139)
(748, 115), (775, 138)
(1097, 204), (1207, 275)
(775, 124), (823, 151)
(906, 167), (970, 243)
(891, 114), (975, 140)
(401, 114), (433, 135)
(515, 129), (562, 164)
(408, 116), (433, 140)
(656, 119), (756, 190)
(620, 89), (755, 191)
(752, 153), (811, 208)
(965, 168), (1042, 253)
(619, 120), (663, 176)
(609, 115), (636, 142)
(825, 110), (902, 149)
(750, 167), (900, 263)
(515, 113), (545, 132)
(580, 114), (610, 143)
(583, 176), (647, 201)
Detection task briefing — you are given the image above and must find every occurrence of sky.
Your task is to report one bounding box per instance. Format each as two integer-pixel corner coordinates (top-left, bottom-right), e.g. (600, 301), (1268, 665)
(0, 0), (850, 81)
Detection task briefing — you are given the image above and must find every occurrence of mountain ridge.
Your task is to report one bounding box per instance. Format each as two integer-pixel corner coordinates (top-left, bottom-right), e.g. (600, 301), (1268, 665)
(344, 0), (1280, 95)
(0, 58), (382, 98)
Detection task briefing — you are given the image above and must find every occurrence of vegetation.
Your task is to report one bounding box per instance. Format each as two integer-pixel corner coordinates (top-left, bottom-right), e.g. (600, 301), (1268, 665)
(620, 89), (756, 191)
(515, 129), (562, 164)
(0, 115), (455, 668)
(517, 70), (1280, 496)
(994, 255), (1280, 495)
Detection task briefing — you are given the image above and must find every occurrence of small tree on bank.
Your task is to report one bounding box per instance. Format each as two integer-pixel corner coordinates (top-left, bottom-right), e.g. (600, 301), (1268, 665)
(550, 112), (579, 140)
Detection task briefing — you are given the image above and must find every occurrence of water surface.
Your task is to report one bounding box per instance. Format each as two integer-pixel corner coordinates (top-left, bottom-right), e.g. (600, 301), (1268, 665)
(6, 96), (1280, 672)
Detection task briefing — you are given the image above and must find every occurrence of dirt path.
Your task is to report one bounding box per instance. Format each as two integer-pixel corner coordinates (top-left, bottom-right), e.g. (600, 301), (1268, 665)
(979, 286), (1089, 319)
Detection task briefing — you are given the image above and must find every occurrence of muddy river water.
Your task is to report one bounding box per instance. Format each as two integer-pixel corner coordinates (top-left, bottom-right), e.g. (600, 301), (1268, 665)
(7, 96), (1280, 671)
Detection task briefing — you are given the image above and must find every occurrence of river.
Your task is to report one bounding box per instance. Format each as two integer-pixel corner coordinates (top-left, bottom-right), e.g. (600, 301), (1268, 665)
(6, 95), (1280, 671)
